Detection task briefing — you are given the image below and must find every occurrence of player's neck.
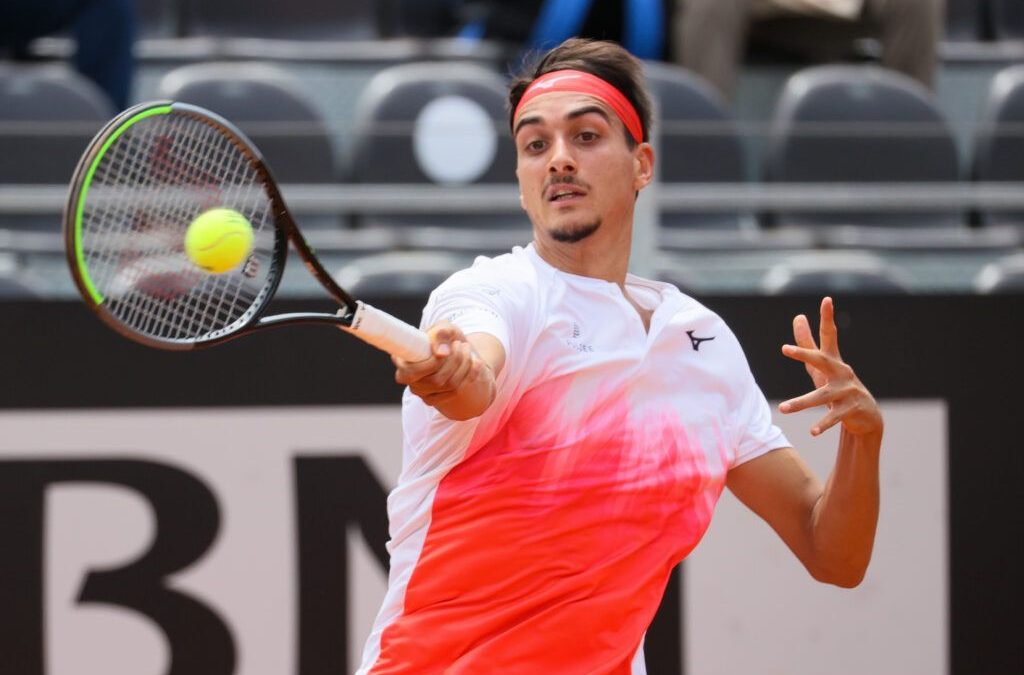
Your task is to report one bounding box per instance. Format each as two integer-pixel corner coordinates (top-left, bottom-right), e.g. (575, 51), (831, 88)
(532, 220), (633, 286)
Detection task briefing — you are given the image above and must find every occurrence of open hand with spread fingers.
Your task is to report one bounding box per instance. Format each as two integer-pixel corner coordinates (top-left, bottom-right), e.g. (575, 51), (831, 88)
(778, 297), (883, 438)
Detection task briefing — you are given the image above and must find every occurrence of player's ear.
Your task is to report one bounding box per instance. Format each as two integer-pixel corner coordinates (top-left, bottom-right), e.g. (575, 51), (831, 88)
(633, 142), (654, 192)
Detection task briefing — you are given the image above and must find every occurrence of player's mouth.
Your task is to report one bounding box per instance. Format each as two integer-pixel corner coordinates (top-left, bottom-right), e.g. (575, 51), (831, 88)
(545, 183), (587, 204)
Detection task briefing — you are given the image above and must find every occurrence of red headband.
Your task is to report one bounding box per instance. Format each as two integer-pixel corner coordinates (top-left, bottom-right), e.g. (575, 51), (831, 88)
(514, 69), (644, 144)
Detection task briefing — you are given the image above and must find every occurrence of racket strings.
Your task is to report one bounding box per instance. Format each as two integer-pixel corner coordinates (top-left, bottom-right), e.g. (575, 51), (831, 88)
(79, 112), (278, 343)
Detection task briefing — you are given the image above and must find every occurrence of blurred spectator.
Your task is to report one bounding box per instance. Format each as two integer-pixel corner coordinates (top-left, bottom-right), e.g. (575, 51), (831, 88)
(397, 1), (668, 60)
(673, 0), (943, 100)
(0, 0), (135, 110)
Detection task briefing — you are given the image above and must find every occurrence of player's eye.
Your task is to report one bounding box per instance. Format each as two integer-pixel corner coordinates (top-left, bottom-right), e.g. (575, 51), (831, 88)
(578, 131), (598, 143)
(525, 139), (547, 153)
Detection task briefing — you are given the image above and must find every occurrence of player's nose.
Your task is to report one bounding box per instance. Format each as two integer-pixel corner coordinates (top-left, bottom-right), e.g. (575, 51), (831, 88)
(546, 137), (576, 174)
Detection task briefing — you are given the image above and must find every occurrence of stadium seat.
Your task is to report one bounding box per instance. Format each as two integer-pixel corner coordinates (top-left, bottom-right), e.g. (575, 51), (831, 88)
(945, 0), (985, 41)
(761, 252), (913, 295)
(181, 0), (385, 39)
(0, 65), (113, 185)
(990, 0), (1024, 41)
(763, 65), (1007, 249)
(137, 0), (181, 38)
(0, 253), (39, 298)
(334, 250), (471, 298)
(0, 65), (113, 234)
(973, 64), (1024, 229)
(156, 62), (369, 245)
(974, 253), (1024, 293)
(654, 266), (700, 297)
(346, 62), (529, 253)
(0, 274), (38, 298)
(158, 62), (337, 185)
(644, 61), (809, 251)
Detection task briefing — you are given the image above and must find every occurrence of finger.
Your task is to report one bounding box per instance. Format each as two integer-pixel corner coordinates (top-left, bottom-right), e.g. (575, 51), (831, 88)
(463, 342), (485, 384)
(790, 314), (823, 384)
(443, 342), (475, 391)
(781, 344), (833, 370)
(431, 328), (454, 357)
(792, 313), (818, 350)
(394, 354), (441, 385)
(421, 342), (465, 392)
(427, 322), (466, 358)
(467, 350), (483, 382)
(810, 400), (853, 436)
(819, 296), (841, 357)
(412, 340), (469, 396)
(779, 385), (834, 414)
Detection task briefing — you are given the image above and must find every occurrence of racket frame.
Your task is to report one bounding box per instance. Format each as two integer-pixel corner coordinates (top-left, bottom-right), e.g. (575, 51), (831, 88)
(64, 101), (365, 351)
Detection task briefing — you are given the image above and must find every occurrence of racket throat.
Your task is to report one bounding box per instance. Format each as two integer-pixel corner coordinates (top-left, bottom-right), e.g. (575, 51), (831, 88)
(335, 307), (357, 327)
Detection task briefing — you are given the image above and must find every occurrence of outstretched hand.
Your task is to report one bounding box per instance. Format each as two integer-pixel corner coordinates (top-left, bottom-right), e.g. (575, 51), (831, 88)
(778, 297), (883, 438)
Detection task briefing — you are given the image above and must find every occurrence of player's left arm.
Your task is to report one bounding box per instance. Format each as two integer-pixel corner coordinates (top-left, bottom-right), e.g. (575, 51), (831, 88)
(726, 297), (883, 588)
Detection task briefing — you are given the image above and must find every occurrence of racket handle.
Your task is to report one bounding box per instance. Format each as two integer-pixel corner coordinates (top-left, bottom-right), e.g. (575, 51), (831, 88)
(342, 301), (432, 362)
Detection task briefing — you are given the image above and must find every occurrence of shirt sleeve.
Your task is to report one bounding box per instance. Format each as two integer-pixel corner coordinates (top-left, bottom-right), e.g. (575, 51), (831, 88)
(421, 264), (514, 356)
(725, 327), (790, 468)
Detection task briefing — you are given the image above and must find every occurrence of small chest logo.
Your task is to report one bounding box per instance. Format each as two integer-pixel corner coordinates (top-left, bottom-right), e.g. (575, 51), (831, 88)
(566, 321), (593, 353)
(686, 330), (715, 352)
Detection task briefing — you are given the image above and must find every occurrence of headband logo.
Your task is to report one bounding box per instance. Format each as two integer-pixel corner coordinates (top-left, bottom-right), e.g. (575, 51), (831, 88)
(531, 74), (583, 90)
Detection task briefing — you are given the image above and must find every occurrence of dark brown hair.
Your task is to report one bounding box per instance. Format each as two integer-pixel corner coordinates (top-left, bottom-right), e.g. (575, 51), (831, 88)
(508, 38), (652, 147)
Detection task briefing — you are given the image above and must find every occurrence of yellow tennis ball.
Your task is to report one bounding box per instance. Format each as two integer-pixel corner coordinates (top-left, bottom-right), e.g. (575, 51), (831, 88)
(184, 208), (254, 274)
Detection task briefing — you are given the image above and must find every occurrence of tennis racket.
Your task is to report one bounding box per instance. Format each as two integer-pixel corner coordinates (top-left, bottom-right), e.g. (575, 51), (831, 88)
(64, 101), (431, 361)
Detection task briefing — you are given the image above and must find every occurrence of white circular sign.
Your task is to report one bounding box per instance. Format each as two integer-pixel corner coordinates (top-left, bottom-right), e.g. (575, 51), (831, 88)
(413, 95), (498, 184)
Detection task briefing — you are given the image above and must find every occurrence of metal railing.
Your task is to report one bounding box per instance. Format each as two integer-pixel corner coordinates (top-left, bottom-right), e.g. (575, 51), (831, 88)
(5, 182), (1024, 215)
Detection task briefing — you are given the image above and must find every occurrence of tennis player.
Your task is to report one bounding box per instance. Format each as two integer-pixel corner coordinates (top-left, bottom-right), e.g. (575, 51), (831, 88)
(357, 38), (883, 674)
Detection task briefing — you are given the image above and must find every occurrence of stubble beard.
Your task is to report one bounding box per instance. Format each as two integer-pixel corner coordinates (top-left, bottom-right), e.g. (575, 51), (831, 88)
(549, 218), (601, 243)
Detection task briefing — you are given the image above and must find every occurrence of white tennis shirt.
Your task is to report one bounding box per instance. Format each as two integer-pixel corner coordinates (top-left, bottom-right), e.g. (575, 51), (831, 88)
(358, 244), (789, 674)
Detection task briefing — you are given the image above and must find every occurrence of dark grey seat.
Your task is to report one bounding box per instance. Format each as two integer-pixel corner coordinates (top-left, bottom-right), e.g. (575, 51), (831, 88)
(347, 62), (529, 254)
(0, 65), (113, 234)
(762, 253), (912, 295)
(0, 65), (113, 184)
(945, 0), (985, 41)
(181, 0), (384, 40)
(0, 253), (40, 298)
(764, 65), (993, 249)
(990, 0), (1024, 40)
(0, 274), (38, 298)
(644, 62), (748, 230)
(974, 254), (1024, 293)
(157, 62), (350, 238)
(334, 251), (471, 298)
(158, 63), (337, 184)
(137, 0), (180, 38)
(644, 62), (797, 251)
(973, 64), (1024, 229)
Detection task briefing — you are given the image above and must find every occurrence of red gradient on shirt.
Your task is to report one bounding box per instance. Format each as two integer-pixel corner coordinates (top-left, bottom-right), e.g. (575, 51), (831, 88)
(371, 375), (726, 674)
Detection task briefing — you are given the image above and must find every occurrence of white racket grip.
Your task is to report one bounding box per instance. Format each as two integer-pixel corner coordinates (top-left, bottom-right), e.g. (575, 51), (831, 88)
(341, 301), (432, 362)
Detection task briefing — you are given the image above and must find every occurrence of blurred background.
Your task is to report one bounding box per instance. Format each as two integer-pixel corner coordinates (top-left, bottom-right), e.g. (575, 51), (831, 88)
(0, 2), (1022, 675)
(3, 0), (1024, 297)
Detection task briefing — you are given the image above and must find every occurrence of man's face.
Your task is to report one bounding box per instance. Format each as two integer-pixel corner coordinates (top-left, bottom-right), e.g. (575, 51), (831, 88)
(513, 92), (652, 245)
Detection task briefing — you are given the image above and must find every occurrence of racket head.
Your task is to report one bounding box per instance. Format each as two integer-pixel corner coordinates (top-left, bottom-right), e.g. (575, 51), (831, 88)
(64, 101), (289, 350)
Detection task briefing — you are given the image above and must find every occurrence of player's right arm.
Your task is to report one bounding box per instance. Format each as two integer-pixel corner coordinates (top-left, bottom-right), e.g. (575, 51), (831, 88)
(393, 321), (506, 421)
